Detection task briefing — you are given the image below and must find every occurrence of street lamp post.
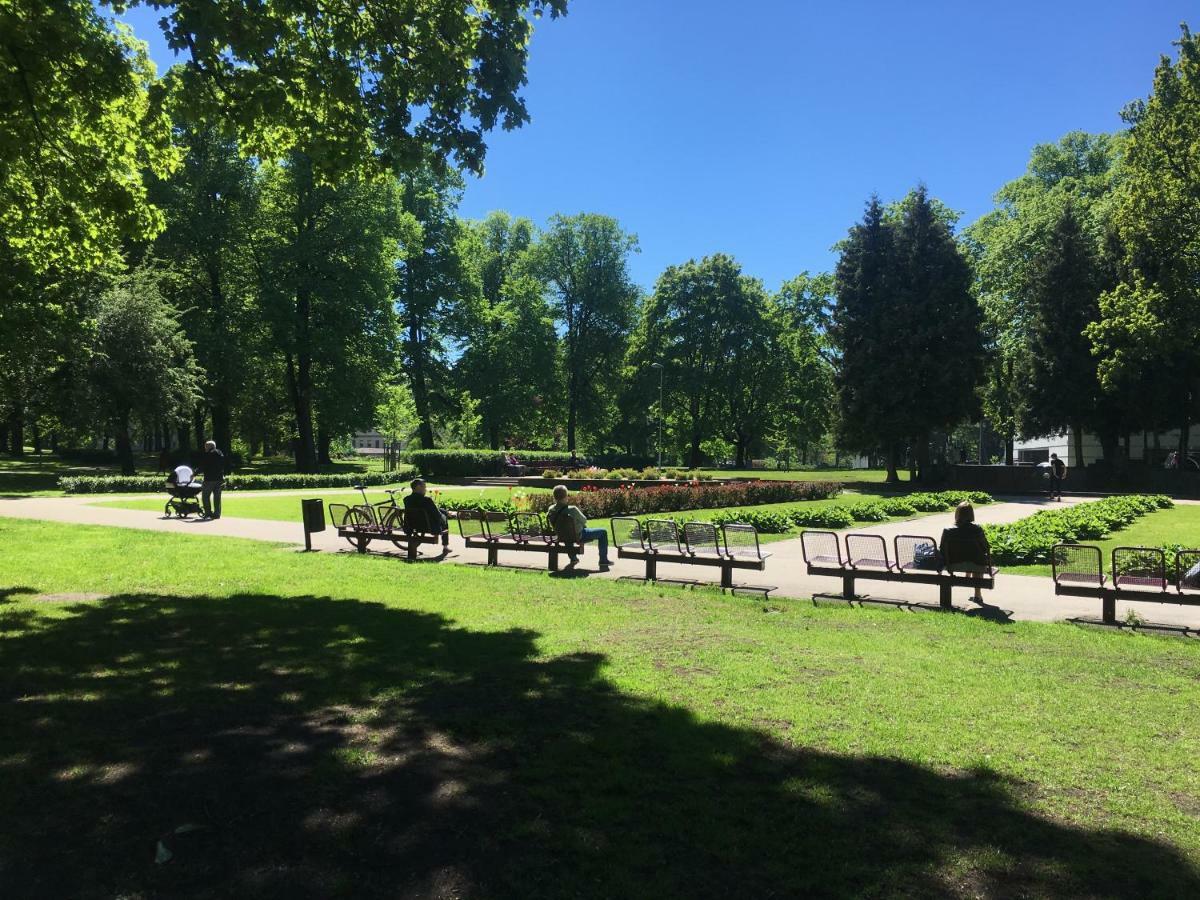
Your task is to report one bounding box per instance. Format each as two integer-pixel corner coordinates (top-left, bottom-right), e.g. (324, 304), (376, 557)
(651, 362), (664, 469)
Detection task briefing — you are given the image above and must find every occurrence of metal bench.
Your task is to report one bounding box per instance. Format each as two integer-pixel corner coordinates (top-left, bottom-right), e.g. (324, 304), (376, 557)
(610, 517), (771, 589)
(1053, 543), (1199, 624)
(801, 530), (996, 610)
(327, 503), (443, 559)
(456, 509), (584, 571)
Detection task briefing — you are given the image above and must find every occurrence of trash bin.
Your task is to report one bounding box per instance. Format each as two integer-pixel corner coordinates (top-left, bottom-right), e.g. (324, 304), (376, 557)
(301, 498), (325, 551)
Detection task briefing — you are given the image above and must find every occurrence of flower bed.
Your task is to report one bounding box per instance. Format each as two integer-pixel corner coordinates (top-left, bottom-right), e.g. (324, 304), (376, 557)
(983, 494), (1172, 565)
(59, 469), (415, 494)
(521, 480), (842, 519)
(540, 466), (718, 481)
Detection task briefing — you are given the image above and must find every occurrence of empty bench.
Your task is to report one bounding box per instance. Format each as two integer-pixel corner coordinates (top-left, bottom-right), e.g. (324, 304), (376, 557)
(455, 509), (584, 571)
(327, 503), (444, 560)
(609, 517), (770, 589)
(800, 530), (997, 610)
(1052, 544), (1200, 624)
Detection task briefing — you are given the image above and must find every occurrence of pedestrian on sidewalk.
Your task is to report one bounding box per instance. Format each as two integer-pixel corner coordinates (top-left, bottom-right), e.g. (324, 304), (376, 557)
(200, 441), (226, 519)
(1049, 453), (1066, 501)
(940, 501), (990, 603)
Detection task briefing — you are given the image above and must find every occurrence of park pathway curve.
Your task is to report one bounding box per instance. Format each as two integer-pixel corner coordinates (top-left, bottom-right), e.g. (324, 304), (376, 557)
(2, 493), (1197, 632)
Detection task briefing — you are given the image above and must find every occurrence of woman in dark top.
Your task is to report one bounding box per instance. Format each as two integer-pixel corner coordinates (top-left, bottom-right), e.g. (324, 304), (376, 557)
(939, 501), (990, 602)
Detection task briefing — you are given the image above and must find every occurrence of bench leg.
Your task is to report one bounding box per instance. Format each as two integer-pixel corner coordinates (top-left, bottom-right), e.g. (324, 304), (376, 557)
(939, 582), (952, 611)
(356, 536), (368, 554)
(549, 549), (559, 572)
(1102, 591), (1116, 625)
(842, 572), (856, 600)
(407, 540), (418, 562)
(720, 563), (733, 590)
(646, 557), (656, 582)
(487, 545), (498, 567)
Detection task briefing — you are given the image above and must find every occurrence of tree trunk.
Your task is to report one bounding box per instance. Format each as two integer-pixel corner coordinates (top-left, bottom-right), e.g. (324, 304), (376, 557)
(0, 423), (7, 454)
(317, 427), (332, 466)
(212, 404), (232, 455)
(915, 434), (931, 483)
(1098, 432), (1120, 467)
(566, 367), (578, 453)
(115, 416), (135, 475)
(488, 424), (500, 451)
(193, 409), (206, 450)
(1072, 423), (1085, 469)
(178, 425), (191, 452)
(885, 443), (899, 483)
(284, 353), (317, 473)
(8, 412), (24, 456)
(408, 316), (435, 449)
(688, 396), (702, 468)
(31, 420), (41, 454)
(50, 430), (58, 453)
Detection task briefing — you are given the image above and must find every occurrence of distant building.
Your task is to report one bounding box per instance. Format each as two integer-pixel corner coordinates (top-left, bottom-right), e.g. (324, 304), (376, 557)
(1014, 427), (1200, 467)
(351, 430), (386, 455)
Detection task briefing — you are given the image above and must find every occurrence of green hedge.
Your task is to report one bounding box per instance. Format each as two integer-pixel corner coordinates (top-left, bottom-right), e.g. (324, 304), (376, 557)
(984, 494), (1172, 565)
(522, 480), (842, 519)
(403, 449), (576, 477)
(59, 468), (415, 494)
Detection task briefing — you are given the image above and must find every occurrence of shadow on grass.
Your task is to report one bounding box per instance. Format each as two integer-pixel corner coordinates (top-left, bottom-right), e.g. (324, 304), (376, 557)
(1, 592), (1196, 898)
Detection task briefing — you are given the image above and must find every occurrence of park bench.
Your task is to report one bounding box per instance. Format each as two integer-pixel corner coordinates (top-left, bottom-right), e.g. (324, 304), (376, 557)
(609, 517), (771, 589)
(455, 509), (584, 571)
(800, 530), (997, 610)
(327, 503), (443, 560)
(1052, 544), (1200, 624)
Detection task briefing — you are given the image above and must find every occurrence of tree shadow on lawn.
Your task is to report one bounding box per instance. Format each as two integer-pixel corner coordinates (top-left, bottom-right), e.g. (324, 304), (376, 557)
(1, 593), (1196, 899)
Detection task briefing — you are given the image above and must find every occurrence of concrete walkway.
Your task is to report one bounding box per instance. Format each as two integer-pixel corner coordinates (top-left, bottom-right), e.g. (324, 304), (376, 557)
(3, 494), (1198, 632)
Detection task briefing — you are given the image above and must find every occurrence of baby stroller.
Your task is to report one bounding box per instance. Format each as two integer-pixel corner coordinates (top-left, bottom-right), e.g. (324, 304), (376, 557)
(165, 481), (203, 518)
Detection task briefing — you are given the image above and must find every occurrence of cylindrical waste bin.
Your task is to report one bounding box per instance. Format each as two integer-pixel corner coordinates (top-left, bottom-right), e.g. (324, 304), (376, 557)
(301, 498), (325, 551)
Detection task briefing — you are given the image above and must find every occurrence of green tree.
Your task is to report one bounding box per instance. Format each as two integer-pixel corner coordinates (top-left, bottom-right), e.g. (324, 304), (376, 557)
(83, 268), (204, 474)
(253, 155), (405, 471)
(773, 276), (836, 464)
(393, 166), (471, 449)
(532, 213), (640, 452)
(455, 212), (560, 448)
(375, 383), (419, 471)
(109, 0), (567, 179)
(1, 2), (178, 275)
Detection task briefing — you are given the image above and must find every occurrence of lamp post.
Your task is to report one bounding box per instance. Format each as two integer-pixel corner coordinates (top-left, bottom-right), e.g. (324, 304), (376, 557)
(650, 362), (664, 468)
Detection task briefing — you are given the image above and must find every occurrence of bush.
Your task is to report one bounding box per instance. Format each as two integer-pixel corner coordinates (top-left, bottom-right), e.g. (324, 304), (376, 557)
(523, 480), (842, 518)
(710, 509), (794, 533)
(878, 498), (918, 517)
(984, 494), (1171, 565)
(59, 468), (416, 494)
(790, 506), (856, 529)
(845, 502), (890, 522)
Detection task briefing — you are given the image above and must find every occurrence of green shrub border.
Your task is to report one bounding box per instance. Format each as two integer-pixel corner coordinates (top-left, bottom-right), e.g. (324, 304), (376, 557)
(60, 468), (416, 494)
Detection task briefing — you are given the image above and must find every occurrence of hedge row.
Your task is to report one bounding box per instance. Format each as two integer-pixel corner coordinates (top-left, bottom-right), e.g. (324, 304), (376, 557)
(520, 480), (842, 518)
(59, 468), (415, 494)
(983, 494), (1172, 565)
(403, 449), (576, 477)
(711, 490), (997, 533)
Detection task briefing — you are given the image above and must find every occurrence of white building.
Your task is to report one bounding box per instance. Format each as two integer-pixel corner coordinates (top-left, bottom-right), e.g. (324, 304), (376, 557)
(1013, 427), (1200, 466)
(351, 430), (386, 455)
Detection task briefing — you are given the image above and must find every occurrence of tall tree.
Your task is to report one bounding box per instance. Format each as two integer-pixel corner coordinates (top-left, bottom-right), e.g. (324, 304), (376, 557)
(149, 125), (258, 453)
(254, 155), (405, 471)
(83, 268), (204, 474)
(532, 214), (640, 452)
(1023, 203), (1107, 467)
(455, 213), (560, 449)
(393, 166), (470, 448)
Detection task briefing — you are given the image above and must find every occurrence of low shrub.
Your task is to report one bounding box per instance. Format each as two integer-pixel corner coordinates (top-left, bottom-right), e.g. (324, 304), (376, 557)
(59, 468), (416, 494)
(403, 449), (575, 477)
(523, 480), (842, 518)
(710, 509), (794, 533)
(845, 502), (890, 522)
(984, 494), (1171, 565)
(877, 498), (918, 517)
(790, 506), (856, 529)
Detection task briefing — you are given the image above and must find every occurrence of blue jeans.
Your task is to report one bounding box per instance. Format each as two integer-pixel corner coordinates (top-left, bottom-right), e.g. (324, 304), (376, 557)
(580, 527), (610, 563)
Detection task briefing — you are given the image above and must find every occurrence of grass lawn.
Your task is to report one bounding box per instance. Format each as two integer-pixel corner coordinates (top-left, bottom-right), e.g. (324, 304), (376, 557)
(1006, 503), (1200, 577)
(94, 487), (921, 544)
(1, 520), (1198, 897)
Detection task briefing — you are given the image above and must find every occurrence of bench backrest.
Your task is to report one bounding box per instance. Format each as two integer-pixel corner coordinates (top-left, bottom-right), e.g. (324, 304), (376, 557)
(1052, 544), (1103, 586)
(846, 534), (891, 569)
(684, 522), (722, 557)
(894, 535), (942, 572)
(1112, 546), (1167, 590)
(456, 508), (488, 540)
(1178, 549), (1200, 593)
(510, 511), (550, 543)
(722, 523), (763, 560)
(610, 516), (645, 550)
(646, 519), (682, 553)
(800, 530), (843, 567)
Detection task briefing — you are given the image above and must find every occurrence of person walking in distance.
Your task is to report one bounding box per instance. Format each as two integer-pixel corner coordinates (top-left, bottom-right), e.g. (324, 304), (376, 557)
(1049, 452), (1066, 501)
(200, 440), (226, 519)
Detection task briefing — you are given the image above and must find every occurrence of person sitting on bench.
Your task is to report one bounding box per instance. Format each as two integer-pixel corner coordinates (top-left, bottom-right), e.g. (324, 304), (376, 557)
(547, 485), (611, 568)
(402, 478), (450, 549)
(939, 501), (990, 602)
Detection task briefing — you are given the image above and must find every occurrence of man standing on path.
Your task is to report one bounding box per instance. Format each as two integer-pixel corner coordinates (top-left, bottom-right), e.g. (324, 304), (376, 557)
(1049, 453), (1066, 501)
(200, 440), (226, 519)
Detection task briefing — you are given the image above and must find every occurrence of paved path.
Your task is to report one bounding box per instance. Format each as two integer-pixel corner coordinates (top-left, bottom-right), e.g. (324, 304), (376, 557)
(2, 495), (1197, 632)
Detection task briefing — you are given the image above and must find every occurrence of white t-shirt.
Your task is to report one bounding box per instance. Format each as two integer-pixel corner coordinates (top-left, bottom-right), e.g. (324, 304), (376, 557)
(173, 464), (194, 485)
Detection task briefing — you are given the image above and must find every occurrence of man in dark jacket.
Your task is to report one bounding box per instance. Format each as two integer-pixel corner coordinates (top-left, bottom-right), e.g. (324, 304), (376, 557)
(402, 479), (449, 549)
(200, 441), (225, 519)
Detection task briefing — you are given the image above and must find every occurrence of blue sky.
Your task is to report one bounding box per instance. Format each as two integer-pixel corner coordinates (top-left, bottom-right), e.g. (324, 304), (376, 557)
(118, 1), (1189, 292)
